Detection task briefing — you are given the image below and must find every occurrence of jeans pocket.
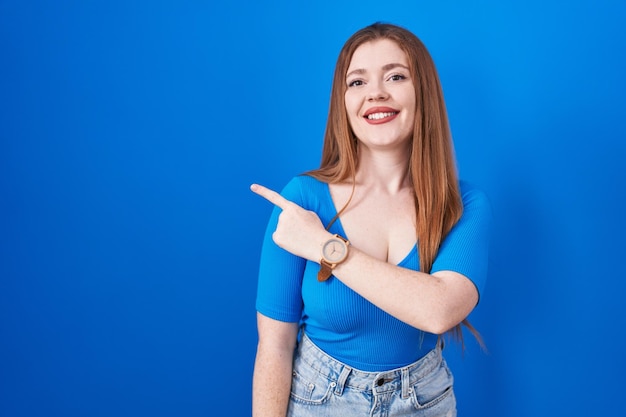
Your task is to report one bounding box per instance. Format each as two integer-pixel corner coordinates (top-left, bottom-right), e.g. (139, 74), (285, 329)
(410, 360), (456, 411)
(290, 368), (334, 405)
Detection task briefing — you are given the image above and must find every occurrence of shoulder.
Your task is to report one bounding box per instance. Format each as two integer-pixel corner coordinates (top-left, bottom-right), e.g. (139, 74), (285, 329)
(280, 175), (328, 206)
(283, 174), (325, 189)
(459, 180), (491, 212)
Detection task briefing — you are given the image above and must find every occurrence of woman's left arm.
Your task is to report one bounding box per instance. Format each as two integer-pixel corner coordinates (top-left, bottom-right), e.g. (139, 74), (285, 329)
(250, 183), (485, 335)
(330, 248), (477, 334)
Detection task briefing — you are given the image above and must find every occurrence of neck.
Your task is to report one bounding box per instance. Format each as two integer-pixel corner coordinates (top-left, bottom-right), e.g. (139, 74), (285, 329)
(355, 144), (411, 194)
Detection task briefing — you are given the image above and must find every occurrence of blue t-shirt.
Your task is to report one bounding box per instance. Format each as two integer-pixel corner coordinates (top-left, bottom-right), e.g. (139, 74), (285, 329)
(256, 175), (491, 372)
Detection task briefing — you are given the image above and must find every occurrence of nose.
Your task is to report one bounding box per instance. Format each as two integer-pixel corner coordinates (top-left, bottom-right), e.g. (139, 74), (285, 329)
(366, 81), (389, 101)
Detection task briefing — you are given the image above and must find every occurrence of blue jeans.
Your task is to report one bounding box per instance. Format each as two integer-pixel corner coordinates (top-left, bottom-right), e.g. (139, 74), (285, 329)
(287, 334), (456, 417)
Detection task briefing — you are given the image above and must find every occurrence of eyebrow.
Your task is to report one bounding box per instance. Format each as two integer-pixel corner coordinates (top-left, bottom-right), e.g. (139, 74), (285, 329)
(346, 63), (410, 79)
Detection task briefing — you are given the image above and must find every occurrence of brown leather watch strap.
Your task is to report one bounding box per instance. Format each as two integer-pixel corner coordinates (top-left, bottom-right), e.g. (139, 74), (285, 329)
(317, 260), (334, 282)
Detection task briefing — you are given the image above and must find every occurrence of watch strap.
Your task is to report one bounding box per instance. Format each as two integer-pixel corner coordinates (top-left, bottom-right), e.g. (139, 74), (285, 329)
(317, 259), (334, 282)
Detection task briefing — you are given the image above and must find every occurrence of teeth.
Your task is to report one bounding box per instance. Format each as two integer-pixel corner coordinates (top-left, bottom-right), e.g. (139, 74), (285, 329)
(366, 112), (397, 120)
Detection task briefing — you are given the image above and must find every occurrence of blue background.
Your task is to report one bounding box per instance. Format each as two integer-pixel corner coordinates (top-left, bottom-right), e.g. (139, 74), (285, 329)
(1, 1), (625, 416)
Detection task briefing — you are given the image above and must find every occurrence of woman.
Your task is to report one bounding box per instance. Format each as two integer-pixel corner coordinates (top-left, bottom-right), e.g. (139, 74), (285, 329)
(251, 22), (491, 417)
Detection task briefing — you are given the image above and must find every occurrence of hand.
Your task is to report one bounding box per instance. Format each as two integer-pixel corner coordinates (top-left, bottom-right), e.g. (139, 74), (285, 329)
(250, 183), (332, 262)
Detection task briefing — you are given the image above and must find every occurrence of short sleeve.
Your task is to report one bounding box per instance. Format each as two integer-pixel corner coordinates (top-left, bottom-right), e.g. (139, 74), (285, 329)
(431, 182), (492, 299)
(255, 178), (307, 322)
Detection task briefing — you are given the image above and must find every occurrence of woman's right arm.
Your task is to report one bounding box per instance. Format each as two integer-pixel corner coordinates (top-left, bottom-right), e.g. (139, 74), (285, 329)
(252, 312), (299, 417)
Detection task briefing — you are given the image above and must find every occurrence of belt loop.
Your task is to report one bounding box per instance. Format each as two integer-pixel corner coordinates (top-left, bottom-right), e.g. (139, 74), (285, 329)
(334, 366), (351, 396)
(401, 367), (410, 399)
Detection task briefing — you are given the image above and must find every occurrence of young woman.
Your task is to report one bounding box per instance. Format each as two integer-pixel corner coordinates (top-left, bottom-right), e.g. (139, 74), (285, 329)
(251, 22), (491, 417)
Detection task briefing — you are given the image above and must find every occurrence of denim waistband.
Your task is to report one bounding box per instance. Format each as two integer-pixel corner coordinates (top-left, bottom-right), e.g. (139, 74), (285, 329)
(296, 333), (444, 398)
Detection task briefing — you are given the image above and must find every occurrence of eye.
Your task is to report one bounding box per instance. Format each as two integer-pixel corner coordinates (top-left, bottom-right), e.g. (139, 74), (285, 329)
(388, 74), (407, 82)
(347, 79), (364, 87)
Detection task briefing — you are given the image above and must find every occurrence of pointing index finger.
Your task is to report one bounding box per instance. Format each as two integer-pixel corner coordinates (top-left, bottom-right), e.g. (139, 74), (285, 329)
(250, 183), (291, 210)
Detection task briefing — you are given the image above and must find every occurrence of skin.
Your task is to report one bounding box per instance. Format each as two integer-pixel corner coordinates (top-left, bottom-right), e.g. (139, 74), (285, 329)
(345, 38), (416, 154)
(251, 39), (478, 417)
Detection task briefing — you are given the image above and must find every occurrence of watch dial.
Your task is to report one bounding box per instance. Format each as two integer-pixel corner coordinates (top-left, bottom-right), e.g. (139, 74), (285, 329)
(323, 238), (347, 263)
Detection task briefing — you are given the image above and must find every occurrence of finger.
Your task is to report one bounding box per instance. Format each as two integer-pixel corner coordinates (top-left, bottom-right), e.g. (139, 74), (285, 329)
(250, 183), (291, 210)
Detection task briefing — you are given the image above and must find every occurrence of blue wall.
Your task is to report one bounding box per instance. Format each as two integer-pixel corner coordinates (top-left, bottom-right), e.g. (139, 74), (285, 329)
(1, 1), (624, 416)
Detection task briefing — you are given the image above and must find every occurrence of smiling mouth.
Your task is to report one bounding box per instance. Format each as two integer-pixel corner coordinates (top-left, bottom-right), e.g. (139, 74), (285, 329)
(366, 111), (398, 120)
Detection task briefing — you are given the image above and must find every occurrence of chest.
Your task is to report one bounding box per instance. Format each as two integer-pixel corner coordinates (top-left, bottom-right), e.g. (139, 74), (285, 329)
(328, 184), (416, 265)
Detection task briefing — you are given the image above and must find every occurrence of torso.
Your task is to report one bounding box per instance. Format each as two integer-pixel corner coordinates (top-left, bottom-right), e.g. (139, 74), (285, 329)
(328, 182), (416, 265)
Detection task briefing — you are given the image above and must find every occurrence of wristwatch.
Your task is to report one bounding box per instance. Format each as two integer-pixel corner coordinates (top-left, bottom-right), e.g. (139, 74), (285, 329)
(317, 234), (350, 282)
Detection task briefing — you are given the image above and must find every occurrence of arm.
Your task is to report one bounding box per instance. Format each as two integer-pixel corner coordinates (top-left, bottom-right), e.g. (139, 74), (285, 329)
(252, 313), (299, 417)
(330, 248), (476, 334)
(250, 183), (487, 335)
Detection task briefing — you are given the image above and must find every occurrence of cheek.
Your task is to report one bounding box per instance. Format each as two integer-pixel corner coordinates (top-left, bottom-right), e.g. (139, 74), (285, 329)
(402, 98), (416, 126)
(401, 89), (417, 111)
(344, 94), (357, 114)
(344, 96), (361, 127)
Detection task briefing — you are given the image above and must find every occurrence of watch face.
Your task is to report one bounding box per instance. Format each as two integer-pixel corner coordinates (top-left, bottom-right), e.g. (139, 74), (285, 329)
(322, 237), (348, 263)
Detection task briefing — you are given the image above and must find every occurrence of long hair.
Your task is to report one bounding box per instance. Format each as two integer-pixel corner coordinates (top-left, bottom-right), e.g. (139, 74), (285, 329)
(306, 22), (482, 347)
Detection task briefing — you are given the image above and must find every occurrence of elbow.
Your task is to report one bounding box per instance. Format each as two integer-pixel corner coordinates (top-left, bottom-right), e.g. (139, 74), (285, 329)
(416, 275), (478, 334)
(429, 319), (462, 336)
(419, 318), (459, 336)
(412, 306), (467, 335)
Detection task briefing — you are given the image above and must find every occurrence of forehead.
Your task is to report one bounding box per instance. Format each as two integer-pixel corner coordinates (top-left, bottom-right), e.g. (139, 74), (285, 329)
(347, 39), (408, 72)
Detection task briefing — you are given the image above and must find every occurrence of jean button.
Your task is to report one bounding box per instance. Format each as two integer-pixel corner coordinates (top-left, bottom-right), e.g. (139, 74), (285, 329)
(376, 379), (384, 386)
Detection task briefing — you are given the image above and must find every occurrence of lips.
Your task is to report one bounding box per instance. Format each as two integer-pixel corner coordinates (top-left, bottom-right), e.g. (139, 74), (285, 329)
(363, 106), (399, 124)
